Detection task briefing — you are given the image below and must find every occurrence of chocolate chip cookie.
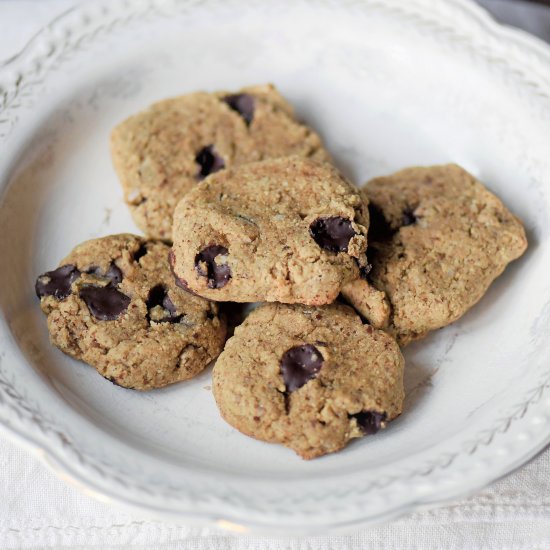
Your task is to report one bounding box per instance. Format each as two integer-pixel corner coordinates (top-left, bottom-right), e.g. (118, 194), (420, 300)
(213, 303), (404, 459)
(35, 234), (226, 390)
(343, 164), (528, 345)
(171, 156), (370, 305)
(111, 84), (330, 239)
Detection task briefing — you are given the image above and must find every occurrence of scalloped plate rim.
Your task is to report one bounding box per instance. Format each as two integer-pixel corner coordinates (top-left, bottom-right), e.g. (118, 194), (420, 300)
(0, 0), (549, 535)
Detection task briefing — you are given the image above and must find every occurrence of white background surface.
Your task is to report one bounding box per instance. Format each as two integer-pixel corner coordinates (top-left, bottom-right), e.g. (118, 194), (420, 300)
(0, 1), (549, 548)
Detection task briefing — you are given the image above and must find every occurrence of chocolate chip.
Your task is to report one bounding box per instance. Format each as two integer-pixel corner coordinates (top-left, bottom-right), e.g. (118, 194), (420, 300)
(309, 217), (356, 252)
(161, 294), (177, 316)
(280, 344), (324, 392)
(195, 245), (231, 289)
(133, 243), (148, 263)
(195, 145), (225, 179)
(146, 284), (182, 323)
(35, 265), (80, 300)
(369, 204), (417, 242)
(86, 263), (123, 285)
(147, 285), (169, 311)
(222, 93), (255, 125)
(352, 410), (387, 435)
(402, 207), (417, 226)
(79, 285), (131, 321)
(105, 264), (123, 284)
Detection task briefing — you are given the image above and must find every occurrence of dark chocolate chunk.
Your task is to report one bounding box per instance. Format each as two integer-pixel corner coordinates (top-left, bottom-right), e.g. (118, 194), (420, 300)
(402, 207), (417, 226)
(309, 217), (356, 252)
(280, 344), (324, 392)
(161, 293), (178, 316)
(147, 285), (168, 311)
(79, 285), (131, 321)
(35, 265), (81, 300)
(222, 93), (255, 125)
(195, 245), (231, 289)
(369, 203), (417, 242)
(352, 410), (387, 435)
(195, 145), (225, 179)
(133, 242), (148, 263)
(146, 284), (182, 323)
(105, 263), (123, 285)
(86, 263), (123, 285)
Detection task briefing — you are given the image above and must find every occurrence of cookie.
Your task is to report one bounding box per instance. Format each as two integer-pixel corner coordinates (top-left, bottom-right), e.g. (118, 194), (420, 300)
(343, 164), (528, 345)
(171, 156), (370, 305)
(111, 84), (330, 239)
(35, 234), (226, 390)
(213, 303), (404, 459)
(341, 278), (391, 330)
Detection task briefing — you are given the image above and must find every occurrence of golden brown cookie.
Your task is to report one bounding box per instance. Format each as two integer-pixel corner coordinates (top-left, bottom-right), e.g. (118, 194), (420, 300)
(171, 156), (370, 305)
(35, 234), (226, 390)
(111, 84), (329, 239)
(343, 164), (528, 345)
(213, 303), (404, 459)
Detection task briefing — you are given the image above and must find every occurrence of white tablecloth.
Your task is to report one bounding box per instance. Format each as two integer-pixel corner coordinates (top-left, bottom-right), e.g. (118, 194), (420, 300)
(0, 1), (549, 548)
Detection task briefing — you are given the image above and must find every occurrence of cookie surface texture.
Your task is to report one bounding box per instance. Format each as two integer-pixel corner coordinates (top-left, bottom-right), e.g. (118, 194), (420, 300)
(111, 84), (330, 239)
(35, 234), (227, 390)
(171, 156), (369, 305)
(213, 303), (404, 459)
(344, 164), (527, 345)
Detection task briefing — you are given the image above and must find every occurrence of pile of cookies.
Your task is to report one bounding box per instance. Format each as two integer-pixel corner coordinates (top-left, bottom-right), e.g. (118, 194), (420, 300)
(35, 84), (527, 459)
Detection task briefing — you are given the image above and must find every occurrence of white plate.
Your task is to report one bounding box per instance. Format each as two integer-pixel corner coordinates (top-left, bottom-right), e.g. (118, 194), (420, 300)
(0, 0), (549, 536)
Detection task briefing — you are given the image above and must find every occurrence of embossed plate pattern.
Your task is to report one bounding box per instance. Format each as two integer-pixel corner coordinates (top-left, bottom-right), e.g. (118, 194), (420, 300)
(0, 0), (549, 535)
